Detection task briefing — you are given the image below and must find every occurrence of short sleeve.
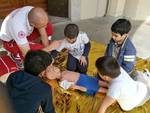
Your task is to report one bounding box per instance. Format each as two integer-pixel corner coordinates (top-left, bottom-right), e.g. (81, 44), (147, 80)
(80, 32), (89, 44)
(107, 83), (121, 100)
(46, 22), (53, 36)
(10, 21), (28, 45)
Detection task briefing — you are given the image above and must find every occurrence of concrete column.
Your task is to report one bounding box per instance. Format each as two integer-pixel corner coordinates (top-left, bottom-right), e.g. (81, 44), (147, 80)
(80, 0), (97, 19)
(107, 0), (126, 17)
(96, 0), (108, 17)
(124, 0), (150, 20)
(68, 0), (81, 21)
(69, 0), (108, 20)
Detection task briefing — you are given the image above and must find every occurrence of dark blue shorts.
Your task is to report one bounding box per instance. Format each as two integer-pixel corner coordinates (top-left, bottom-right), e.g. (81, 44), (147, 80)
(76, 74), (100, 95)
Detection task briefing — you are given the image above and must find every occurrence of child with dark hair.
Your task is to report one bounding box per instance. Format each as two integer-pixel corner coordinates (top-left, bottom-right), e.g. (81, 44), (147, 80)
(52, 23), (91, 74)
(96, 56), (149, 113)
(105, 18), (136, 74)
(24, 50), (53, 75)
(6, 50), (55, 113)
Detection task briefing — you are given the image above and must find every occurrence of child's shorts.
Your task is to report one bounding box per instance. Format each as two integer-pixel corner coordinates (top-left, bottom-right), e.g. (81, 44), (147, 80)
(76, 74), (100, 95)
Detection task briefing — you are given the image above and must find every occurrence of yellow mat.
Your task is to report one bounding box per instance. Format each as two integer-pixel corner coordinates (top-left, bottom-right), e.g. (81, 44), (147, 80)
(46, 41), (150, 113)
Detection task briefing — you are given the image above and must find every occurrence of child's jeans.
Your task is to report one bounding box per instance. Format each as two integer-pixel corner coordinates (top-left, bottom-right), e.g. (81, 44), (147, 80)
(67, 53), (88, 74)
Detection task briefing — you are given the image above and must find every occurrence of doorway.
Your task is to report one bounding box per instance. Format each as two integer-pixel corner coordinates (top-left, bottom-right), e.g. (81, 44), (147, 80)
(0, 0), (48, 19)
(48, 0), (68, 17)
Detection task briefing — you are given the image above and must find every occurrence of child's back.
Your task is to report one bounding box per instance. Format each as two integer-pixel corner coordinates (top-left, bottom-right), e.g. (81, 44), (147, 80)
(108, 67), (147, 111)
(96, 56), (148, 112)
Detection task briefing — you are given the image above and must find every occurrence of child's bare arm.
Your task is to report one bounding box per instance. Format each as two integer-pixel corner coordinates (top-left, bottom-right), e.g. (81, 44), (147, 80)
(98, 96), (116, 113)
(70, 84), (87, 92)
(99, 80), (109, 88)
(97, 87), (108, 94)
(38, 27), (49, 47)
(70, 84), (107, 95)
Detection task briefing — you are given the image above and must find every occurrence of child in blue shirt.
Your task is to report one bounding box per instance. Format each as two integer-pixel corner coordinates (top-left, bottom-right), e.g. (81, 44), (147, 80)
(105, 18), (136, 74)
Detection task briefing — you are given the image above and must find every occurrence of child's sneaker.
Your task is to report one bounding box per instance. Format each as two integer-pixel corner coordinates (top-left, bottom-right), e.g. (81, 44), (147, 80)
(10, 53), (24, 69)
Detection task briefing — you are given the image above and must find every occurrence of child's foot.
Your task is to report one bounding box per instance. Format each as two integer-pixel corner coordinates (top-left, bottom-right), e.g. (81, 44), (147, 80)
(144, 69), (150, 77)
(10, 53), (24, 69)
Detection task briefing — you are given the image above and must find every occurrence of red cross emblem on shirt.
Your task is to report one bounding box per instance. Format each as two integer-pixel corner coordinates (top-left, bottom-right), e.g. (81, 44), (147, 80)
(18, 31), (25, 38)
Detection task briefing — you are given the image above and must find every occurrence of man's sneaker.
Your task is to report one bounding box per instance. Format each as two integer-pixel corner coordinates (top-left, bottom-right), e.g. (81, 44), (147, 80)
(10, 53), (24, 69)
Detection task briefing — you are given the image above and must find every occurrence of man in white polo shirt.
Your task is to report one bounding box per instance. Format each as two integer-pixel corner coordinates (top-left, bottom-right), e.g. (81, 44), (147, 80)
(0, 6), (53, 67)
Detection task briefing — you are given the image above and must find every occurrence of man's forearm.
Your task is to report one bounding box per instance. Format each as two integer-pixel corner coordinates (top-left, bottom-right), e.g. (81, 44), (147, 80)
(43, 40), (62, 52)
(41, 34), (49, 47)
(19, 44), (30, 57)
(39, 27), (49, 47)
